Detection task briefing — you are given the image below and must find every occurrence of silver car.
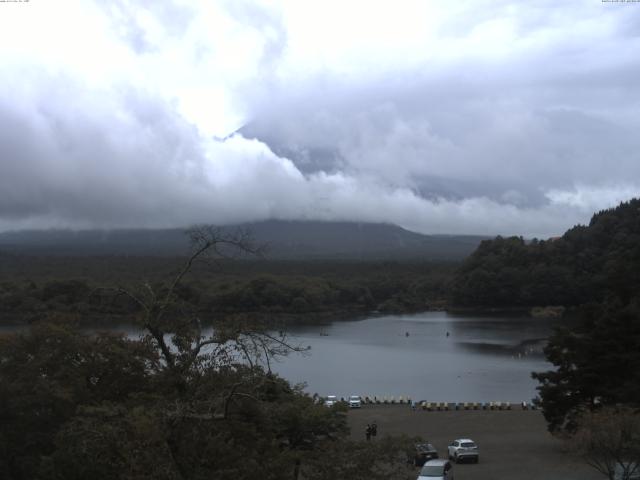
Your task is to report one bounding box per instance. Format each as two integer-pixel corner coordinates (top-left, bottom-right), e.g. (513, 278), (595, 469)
(447, 438), (479, 463)
(417, 459), (454, 480)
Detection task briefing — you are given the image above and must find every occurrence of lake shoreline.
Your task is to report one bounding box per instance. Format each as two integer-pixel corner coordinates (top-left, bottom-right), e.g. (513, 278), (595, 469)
(0, 301), (576, 328)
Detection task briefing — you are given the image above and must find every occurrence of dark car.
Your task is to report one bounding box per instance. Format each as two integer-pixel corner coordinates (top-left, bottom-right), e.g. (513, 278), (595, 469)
(413, 443), (439, 466)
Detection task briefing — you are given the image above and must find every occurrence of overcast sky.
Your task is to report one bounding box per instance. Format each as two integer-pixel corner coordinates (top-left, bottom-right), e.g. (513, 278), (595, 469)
(1, 0), (639, 237)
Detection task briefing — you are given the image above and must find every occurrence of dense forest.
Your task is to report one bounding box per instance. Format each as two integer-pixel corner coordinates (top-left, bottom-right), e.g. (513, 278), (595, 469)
(0, 255), (454, 325)
(451, 198), (640, 308)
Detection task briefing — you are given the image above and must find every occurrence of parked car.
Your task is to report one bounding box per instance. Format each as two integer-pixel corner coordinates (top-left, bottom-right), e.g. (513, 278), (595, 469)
(417, 459), (454, 480)
(447, 438), (479, 463)
(348, 395), (362, 408)
(413, 443), (439, 466)
(325, 395), (338, 407)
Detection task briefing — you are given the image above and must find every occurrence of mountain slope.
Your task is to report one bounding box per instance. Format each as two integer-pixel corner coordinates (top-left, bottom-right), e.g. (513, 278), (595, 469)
(0, 220), (488, 260)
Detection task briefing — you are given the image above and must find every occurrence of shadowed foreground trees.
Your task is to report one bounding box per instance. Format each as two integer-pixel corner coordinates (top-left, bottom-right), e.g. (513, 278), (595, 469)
(532, 299), (640, 433)
(0, 322), (158, 479)
(303, 435), (418, 480)
(0, 226), (418, 480)
(0, 321), (346, 479)
(570, 407), (640, 480)
(533, 298), (640, 477)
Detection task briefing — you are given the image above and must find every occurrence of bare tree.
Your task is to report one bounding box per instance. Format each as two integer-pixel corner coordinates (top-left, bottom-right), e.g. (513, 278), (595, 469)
(570, 407), (640, 480)
(112, 225), (307, 395)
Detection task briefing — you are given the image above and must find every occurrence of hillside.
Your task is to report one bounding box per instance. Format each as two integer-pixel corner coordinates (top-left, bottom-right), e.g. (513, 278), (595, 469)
(0, 220), (487, 261)
(451, 198), (640, 308)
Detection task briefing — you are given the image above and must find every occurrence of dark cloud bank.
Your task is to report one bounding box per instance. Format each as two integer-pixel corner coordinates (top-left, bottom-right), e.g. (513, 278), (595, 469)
(1, 0), (640, 237)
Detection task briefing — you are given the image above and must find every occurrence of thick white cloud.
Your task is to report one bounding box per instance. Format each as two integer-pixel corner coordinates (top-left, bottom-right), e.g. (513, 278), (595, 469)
(0, 0), (639, 236)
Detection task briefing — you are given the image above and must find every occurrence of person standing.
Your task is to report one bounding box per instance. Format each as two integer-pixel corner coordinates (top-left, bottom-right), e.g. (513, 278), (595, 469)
(365, 424), (371, 441)
(371, 422), (377, 438)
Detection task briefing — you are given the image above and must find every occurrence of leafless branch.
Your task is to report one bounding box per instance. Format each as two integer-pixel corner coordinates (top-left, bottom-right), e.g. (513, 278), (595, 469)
(115, 287), (150, 313)
(571, 407), (640, 480)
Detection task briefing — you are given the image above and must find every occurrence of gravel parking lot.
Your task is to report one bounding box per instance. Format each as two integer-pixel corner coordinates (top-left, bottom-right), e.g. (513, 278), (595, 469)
(348, 405), (603, 480)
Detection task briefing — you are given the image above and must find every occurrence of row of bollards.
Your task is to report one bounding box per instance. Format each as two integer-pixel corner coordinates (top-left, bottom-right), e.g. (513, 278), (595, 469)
(333, 396), (538, 410)
(418, 401), (513, 411)
(362, 395), (410, 404)
(415, 400), (537, 410)
(331, 396), (412, 404)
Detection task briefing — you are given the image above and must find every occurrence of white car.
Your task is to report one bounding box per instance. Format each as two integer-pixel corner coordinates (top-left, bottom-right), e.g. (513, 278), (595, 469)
(348, 395), (362, 408)
(447, 438), (479, 464)
(417, 459), (454, 480)
(325, 395), (338, 407)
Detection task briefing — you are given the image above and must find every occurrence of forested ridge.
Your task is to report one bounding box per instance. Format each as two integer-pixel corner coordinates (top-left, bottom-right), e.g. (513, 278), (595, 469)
(0, 257), (453, 325)
(452, 198), (640, 308)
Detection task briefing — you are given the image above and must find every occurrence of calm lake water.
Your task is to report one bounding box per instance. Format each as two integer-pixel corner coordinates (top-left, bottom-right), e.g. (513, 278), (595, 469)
(270, 312), (555, 403)
(1, 311), (556, 402)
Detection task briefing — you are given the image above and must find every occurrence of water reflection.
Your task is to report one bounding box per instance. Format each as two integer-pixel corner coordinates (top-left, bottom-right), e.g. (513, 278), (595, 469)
(273, 312), (556, 402)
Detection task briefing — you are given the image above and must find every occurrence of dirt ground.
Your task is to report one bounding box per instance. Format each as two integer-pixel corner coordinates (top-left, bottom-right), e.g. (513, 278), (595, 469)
(347, 405), (603, 480)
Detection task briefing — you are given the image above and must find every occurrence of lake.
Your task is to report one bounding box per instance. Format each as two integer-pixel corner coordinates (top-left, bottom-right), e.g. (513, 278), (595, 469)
(0, 311), (556, 402)
(270, 312), (555, 403)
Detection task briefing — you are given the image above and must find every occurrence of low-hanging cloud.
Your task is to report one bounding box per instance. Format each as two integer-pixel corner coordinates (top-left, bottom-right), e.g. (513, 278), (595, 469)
(0, 0), (639, 237)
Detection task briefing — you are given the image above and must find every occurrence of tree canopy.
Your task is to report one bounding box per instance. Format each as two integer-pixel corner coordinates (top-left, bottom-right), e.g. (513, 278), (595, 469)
(532, 300), (640, 433)
(451, 198), (640, 308)
(0, 320), (352, 479)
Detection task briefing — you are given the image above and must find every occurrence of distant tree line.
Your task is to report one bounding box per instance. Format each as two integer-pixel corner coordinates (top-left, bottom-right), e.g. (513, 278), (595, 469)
(0, 259), (454, 324)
